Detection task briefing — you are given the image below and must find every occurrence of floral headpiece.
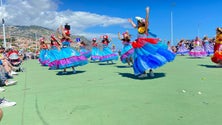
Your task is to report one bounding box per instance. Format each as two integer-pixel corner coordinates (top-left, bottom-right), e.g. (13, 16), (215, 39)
(92, 38), (97, 41)
(64, 29), (70, 35)
(103, 35), (108, 39)
(39, 37), (45, 43)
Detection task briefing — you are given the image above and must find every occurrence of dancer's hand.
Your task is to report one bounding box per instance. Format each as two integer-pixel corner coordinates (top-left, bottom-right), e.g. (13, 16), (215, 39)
(146, 7), (150, 14)
(145, 7), (150, 31)
(128, 18), (133, 23)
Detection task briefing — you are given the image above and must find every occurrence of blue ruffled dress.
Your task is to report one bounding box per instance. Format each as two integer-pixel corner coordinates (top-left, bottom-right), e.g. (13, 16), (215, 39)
(80, 46), (91, 58)
(49, 40), (88, 69)
(132, 33), (176, 76)
(48, 45), (61, 69)
(39, 48), (50, 66)
(91, 43), (102, 61)
(120, 41), (134, 63)
(99, 43), (118, 62)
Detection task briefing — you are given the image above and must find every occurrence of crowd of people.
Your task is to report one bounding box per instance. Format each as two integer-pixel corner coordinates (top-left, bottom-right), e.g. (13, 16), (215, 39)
(167, 32), (222, 65)
(0, 46), (24, 121)
(169, 36), (214, 57)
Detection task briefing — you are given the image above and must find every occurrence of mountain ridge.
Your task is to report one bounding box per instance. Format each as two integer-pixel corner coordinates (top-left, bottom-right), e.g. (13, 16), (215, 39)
(0, 25), (91, 48)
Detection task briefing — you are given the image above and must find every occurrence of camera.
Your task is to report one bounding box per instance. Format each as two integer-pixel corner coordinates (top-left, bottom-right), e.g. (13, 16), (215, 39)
(64, 23), (70, 30)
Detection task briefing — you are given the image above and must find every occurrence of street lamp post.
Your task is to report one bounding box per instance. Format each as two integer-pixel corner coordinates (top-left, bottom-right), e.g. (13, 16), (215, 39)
(35, 32), (38, 51)
(2, 19), (6, 48)
(170, 11), (174, 46)
(170, 2), (176, 46)
(1, 0), (6, 48)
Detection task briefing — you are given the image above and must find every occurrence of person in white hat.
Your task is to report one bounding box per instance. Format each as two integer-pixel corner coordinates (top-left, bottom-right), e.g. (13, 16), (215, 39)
(128, 7), (175, 78)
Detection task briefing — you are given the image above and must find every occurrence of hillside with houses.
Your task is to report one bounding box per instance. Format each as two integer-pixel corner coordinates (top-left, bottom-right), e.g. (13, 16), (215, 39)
(0, 25), (90, 52)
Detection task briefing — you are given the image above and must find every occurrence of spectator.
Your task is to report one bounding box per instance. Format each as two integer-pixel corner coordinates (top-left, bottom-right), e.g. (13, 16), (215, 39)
(0, 46), (18, 76)
(0, 65), (17, 87)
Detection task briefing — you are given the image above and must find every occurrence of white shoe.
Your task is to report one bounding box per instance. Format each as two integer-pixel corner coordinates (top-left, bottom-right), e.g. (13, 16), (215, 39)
(5, 80), (17, 86)
(149, 70), (154, 77)
(0, 98), (16, 108)
(11, 71), (18, 75)
(73, 70), (76, 74)
(0, 87), (5, 92)
(138, 73), (147, 78)
(7, 73), (13, 78)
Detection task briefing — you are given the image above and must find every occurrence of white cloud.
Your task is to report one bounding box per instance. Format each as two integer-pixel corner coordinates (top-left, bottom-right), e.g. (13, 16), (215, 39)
(0, 0), (129, 38)
(77, 32), (118, 40)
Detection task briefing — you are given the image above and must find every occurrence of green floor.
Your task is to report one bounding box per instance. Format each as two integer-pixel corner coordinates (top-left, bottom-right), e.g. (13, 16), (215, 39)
(1, 56), (222, 125)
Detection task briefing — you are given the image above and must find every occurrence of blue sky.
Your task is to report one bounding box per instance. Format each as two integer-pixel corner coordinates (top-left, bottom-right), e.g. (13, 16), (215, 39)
(57, 0), (222, 46)
(1, 0), (222, 49)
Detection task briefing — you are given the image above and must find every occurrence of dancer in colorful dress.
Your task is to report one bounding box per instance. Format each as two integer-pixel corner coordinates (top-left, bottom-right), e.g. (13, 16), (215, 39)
(202, 36), (214, 56)
(38, 37), (50, 66)
(176, 40), (189, 56)
(111, 44), (116, 53)
(90, 38), (102, 62)
(49, 24), (88, 74)
(211, 27), (222, 65)
(99, 35), (118, 64)
(167, 41), (174, 53)
(128, 7), (175, 78)
(189, 37), (207, 58)
(118, 31), (134, 66)
(48, 34), (61, 69)
(79, 40), (91, 58)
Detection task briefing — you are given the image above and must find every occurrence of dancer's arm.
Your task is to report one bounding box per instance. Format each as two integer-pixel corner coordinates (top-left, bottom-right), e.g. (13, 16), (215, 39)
(145, 7), (150, 34)
(128, 18), (137, 28)
(56, 27), (62, 40)
(118, 32), (122, 40)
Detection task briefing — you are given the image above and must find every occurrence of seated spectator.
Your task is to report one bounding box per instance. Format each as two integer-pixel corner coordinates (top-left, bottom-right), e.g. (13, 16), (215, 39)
(0, 46), (17, 76)
(0, 65), (17, 87)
